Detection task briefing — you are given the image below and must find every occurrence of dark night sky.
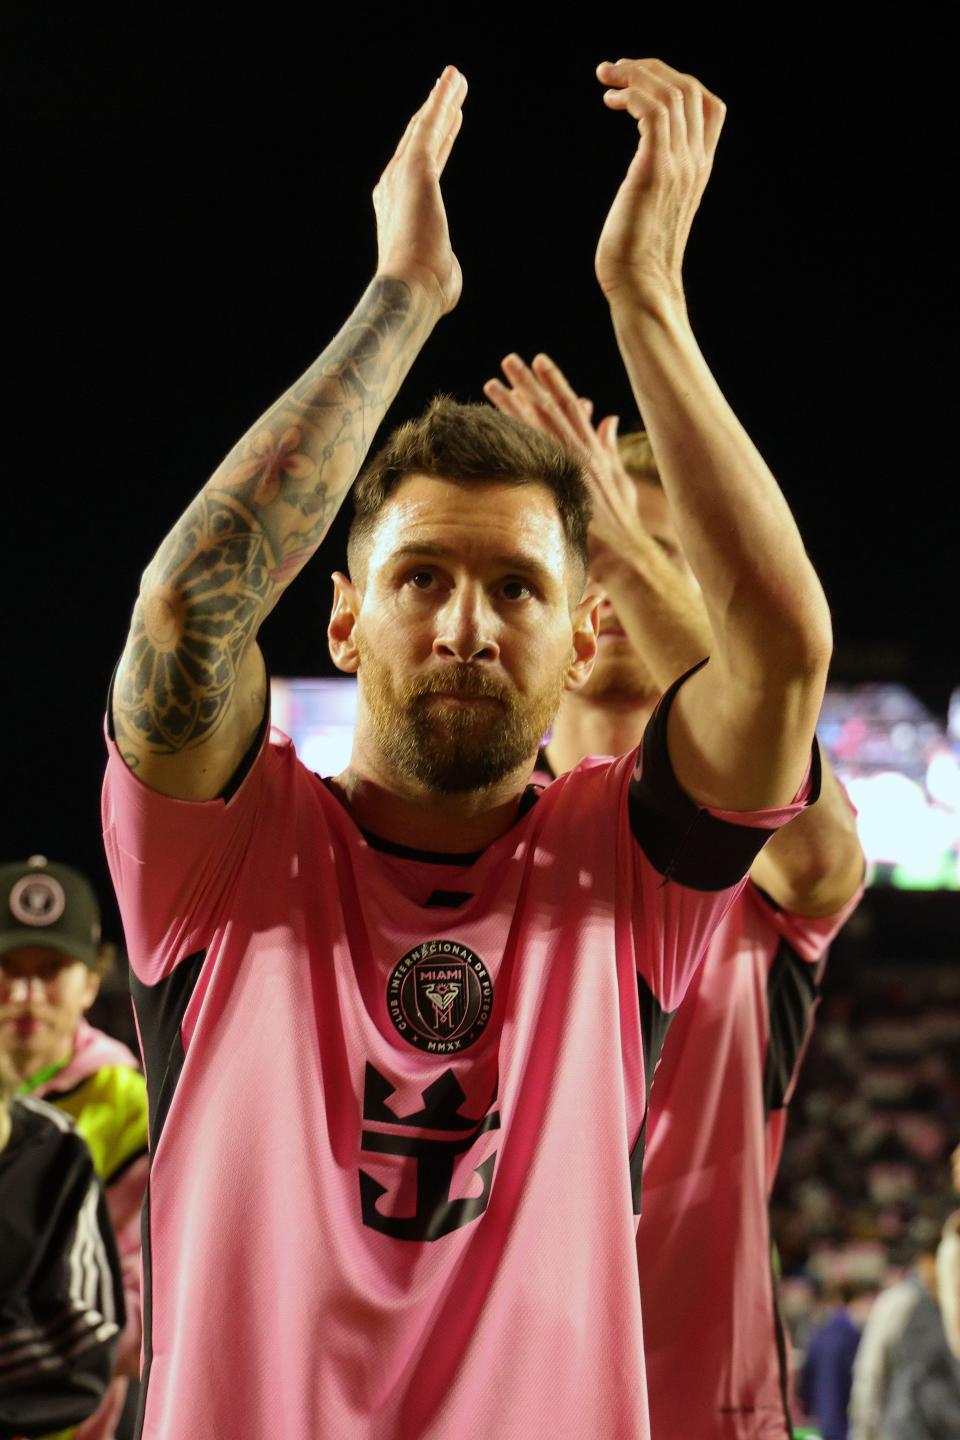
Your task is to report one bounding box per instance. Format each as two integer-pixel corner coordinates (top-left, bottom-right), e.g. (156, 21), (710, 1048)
(4, 6), (951, 932)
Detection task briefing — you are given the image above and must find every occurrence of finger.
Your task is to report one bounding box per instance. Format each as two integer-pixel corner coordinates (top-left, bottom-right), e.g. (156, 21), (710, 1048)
(502, 353), (566, 422)
(579, 398), (594, 420)
(602, 85), (674, 150)
(701, 87), (727, 156)
(530, 354), (596, 445)
(596, 59), (632, 87)
(500, 354), (580, 445)
(483, 378), (529, 423)
(393, 68), (459, 168)
(599, 60), (684, 147)
(507, 358), (590, 453)
(642, 59), (704, 152)
(436, 105), (464, 173)
(391, 108), (421, 167)
(595, 414), (620, 452)
(416, 66), (467, 161)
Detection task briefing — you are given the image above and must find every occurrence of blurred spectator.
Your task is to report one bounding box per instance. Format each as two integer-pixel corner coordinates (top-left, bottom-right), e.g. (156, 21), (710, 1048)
(800, 1280), (861, 1440)
(0, 858), (147, 1440)
(937, 1144), (960, 1361)
(849, 1236), (960, 1439)
(0, 1049), (124, 1440)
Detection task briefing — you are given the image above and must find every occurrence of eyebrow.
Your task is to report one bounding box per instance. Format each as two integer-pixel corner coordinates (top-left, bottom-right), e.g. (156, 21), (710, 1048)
(387, 542), (559, 592)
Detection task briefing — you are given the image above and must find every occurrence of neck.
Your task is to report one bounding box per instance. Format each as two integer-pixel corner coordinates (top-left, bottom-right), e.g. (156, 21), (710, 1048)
(545, 692), (655, 777)
(10, 1040), (73, 1088)
(333, 738), (535, 854)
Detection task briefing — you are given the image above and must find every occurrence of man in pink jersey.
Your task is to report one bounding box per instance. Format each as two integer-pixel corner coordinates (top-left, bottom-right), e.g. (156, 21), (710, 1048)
(486, 360), (864, 1438)
(103, 60), (834, 1439)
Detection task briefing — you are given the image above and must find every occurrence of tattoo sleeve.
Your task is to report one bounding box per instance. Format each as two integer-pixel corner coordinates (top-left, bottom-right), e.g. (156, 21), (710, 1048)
(114, 276), (427, 760)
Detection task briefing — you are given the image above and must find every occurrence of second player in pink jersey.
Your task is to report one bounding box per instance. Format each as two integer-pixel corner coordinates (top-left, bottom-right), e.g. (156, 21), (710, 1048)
(488, 370), (864, 1437)
(105, 58), (834, 1440)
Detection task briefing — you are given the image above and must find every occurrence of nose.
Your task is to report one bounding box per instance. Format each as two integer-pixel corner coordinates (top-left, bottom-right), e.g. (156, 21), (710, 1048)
(433, 582), (500, 664)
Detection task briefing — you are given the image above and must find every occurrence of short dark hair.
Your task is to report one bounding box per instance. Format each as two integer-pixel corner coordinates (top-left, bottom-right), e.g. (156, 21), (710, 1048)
(347, 396), (591, 589)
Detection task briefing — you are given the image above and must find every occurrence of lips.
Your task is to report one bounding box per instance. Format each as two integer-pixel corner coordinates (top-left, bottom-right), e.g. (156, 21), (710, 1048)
(2, 1014), (46, 1037)
(425, 694), (501, 705)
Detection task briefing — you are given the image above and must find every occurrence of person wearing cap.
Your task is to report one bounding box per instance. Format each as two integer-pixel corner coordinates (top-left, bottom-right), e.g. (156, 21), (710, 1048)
(0, 1048), (126, 1440)
(0, 858), (148, 1440)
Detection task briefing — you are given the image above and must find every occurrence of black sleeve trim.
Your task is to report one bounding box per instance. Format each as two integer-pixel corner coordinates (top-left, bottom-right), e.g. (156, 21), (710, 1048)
(130, 949), (206, 1150)
(628, 659), (821, 892)
(219, 676), (270, 802)
(105, 663), (269, 804)
(535, 747), (555, 780)
(628, 976), (675, 1216)
(763, 937), (820, 1114)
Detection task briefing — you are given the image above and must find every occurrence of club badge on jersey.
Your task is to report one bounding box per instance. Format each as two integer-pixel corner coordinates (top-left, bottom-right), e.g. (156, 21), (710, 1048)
(387, 940), (493, 1054)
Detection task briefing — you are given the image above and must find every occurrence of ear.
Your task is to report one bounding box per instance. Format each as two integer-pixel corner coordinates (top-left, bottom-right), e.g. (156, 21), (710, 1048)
(564, 585), (600, 691)
(328, 572), (361, 674)
(82, 968), (102, 1010)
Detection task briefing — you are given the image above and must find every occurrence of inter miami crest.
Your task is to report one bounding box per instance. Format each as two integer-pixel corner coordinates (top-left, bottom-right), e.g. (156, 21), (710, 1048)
(387, 940), (493, 1053)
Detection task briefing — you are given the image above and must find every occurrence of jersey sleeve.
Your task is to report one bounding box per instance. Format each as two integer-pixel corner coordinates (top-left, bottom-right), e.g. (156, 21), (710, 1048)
(626, 663), (820, 1015)
(101, 706), (270, 987)
(751, 887), (864, 964)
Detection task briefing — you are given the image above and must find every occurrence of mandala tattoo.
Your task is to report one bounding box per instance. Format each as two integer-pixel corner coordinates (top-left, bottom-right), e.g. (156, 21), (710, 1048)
(115, 491), (270, 753)
(115, 276), (416, 758)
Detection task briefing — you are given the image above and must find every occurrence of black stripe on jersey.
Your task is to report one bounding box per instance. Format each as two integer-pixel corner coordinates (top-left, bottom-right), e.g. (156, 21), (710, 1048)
(628, 661), (822, 892)
(629, 976), (675, 1215)
(130, 950), (205, 1149)
(129, 949), (206, 1440)
(770, 1245), (795, 1436)
(330, 784), (542, 866)
(423, 890), (475, 909)
(763, 938), (820, 1115)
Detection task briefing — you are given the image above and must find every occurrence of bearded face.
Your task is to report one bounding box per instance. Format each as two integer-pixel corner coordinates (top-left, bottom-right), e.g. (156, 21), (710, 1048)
(577, 625), (660, 704)
(358, 637), (565, 794)
(330, 476), (600, 796)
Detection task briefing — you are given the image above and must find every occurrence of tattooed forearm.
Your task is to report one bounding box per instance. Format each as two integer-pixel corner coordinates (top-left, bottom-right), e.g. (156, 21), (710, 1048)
(217, 275), (418, 571)
(116, 275), (432, 761)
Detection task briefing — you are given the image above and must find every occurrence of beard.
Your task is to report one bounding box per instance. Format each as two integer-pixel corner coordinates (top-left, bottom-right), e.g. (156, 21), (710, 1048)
(357, 639), (564, 795)
(578, 644), (660, 704)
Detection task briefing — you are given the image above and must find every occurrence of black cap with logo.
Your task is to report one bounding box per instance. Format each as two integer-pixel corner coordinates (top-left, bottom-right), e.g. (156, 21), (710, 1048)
(0, 856), (102, 968)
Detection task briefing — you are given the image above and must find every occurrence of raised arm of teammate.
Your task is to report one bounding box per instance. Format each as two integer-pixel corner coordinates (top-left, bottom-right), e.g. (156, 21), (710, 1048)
(485, 359), (863, 916)
(484, 364), (713, 687)
(112, 67), (467, 801)
(589, 58), (831, 812)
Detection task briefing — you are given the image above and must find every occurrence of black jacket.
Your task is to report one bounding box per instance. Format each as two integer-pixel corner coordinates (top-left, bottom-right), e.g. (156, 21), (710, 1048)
(0, 1096), (125, 1439)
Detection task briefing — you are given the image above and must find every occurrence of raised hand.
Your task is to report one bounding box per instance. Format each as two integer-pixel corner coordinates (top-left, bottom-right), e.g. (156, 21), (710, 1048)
(594, 58), (725, 302)
(374, 65), (468, 316)
(484, 352), (648, 571)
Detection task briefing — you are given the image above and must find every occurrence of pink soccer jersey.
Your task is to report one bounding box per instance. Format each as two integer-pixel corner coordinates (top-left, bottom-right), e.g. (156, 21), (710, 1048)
(636, 877), (862, 1440)
(102, 674), (812, 1440)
